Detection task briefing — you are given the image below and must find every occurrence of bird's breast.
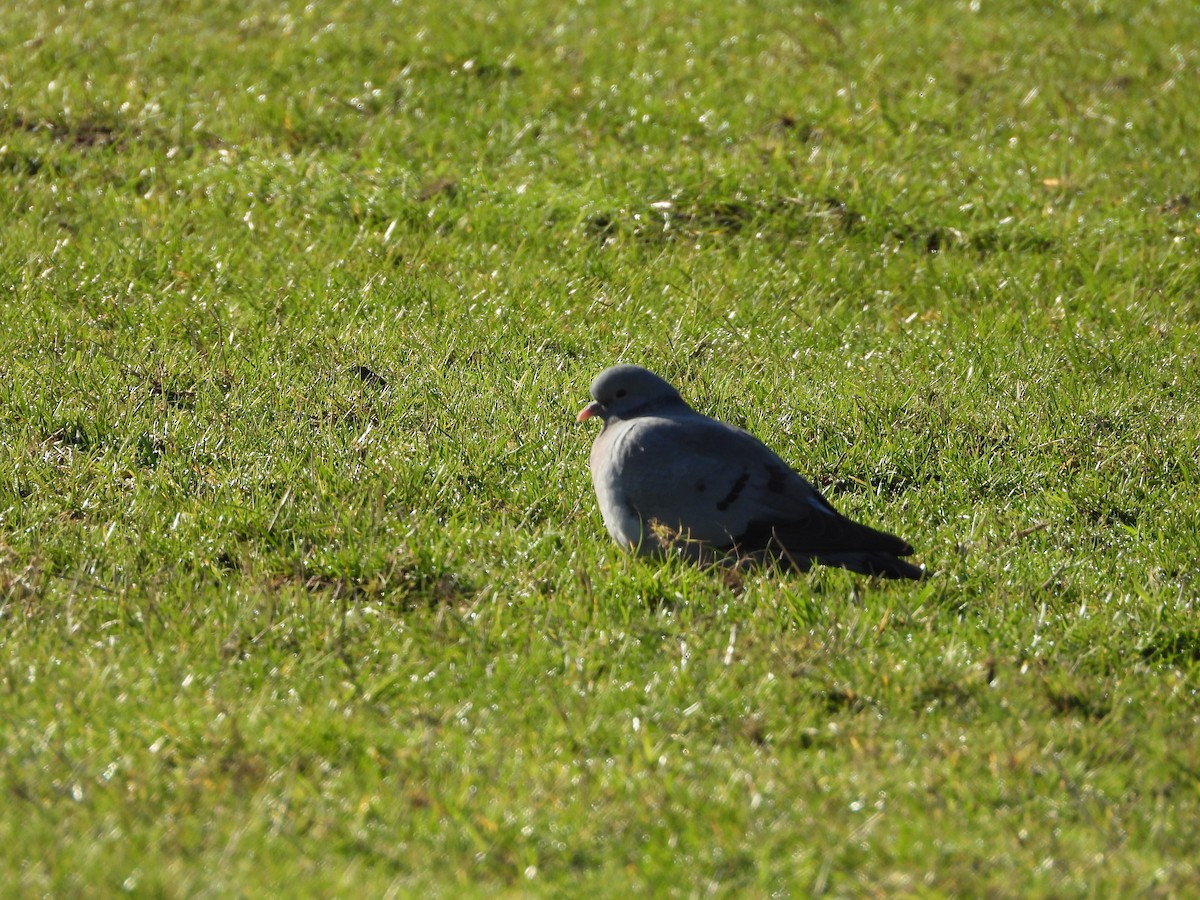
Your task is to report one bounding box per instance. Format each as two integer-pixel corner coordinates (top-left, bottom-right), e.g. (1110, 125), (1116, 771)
(591, 427), (646, 550)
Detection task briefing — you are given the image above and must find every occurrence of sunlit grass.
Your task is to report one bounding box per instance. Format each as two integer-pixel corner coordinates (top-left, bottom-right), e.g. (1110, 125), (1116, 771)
(2, 0), (1199, 894)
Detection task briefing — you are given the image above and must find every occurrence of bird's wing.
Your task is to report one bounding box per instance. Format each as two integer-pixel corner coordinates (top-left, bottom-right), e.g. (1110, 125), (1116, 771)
(603, 411), (909, 557)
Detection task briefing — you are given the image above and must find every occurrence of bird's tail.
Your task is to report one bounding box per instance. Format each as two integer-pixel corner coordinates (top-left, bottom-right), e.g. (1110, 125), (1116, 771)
(817, 552), (927, 580)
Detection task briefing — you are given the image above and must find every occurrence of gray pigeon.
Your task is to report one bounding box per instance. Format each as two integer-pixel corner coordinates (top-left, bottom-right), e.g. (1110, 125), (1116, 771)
(577, 364), (925, 579)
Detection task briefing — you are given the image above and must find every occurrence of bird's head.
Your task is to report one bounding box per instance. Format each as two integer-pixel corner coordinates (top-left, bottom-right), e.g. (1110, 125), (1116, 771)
(576, 364), (685, 423)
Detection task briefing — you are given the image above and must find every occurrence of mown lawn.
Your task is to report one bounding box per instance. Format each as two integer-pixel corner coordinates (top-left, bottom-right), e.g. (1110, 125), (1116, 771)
(2, 0), (1199, 894)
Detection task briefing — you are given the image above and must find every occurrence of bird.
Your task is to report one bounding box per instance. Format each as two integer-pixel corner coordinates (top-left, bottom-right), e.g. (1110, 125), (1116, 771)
(577, 364), (925, 579)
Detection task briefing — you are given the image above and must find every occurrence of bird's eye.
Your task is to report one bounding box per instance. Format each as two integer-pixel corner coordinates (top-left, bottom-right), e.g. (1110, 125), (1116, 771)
(615, 389), (627, 399)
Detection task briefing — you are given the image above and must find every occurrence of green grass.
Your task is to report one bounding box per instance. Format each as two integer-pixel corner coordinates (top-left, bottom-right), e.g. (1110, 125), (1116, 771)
(3, 0), (1200, 894)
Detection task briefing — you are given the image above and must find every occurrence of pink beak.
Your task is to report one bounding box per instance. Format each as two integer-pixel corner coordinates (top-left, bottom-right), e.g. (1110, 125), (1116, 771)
(576, 401), (601, 422)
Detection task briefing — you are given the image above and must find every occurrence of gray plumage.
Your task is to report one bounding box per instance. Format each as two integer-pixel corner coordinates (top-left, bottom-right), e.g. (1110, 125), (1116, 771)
(577, 364), (925, 579)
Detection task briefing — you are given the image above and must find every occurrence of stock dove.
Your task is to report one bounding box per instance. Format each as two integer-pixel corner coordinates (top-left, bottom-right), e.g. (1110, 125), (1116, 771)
(577, 364), (924, 579)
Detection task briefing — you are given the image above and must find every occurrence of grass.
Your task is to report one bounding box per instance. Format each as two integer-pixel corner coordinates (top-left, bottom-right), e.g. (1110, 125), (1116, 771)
(2, 0), (1199, 894)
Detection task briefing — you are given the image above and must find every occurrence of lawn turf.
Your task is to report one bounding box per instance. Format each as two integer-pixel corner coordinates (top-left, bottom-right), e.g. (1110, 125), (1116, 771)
(2, 0), (1199, 894)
